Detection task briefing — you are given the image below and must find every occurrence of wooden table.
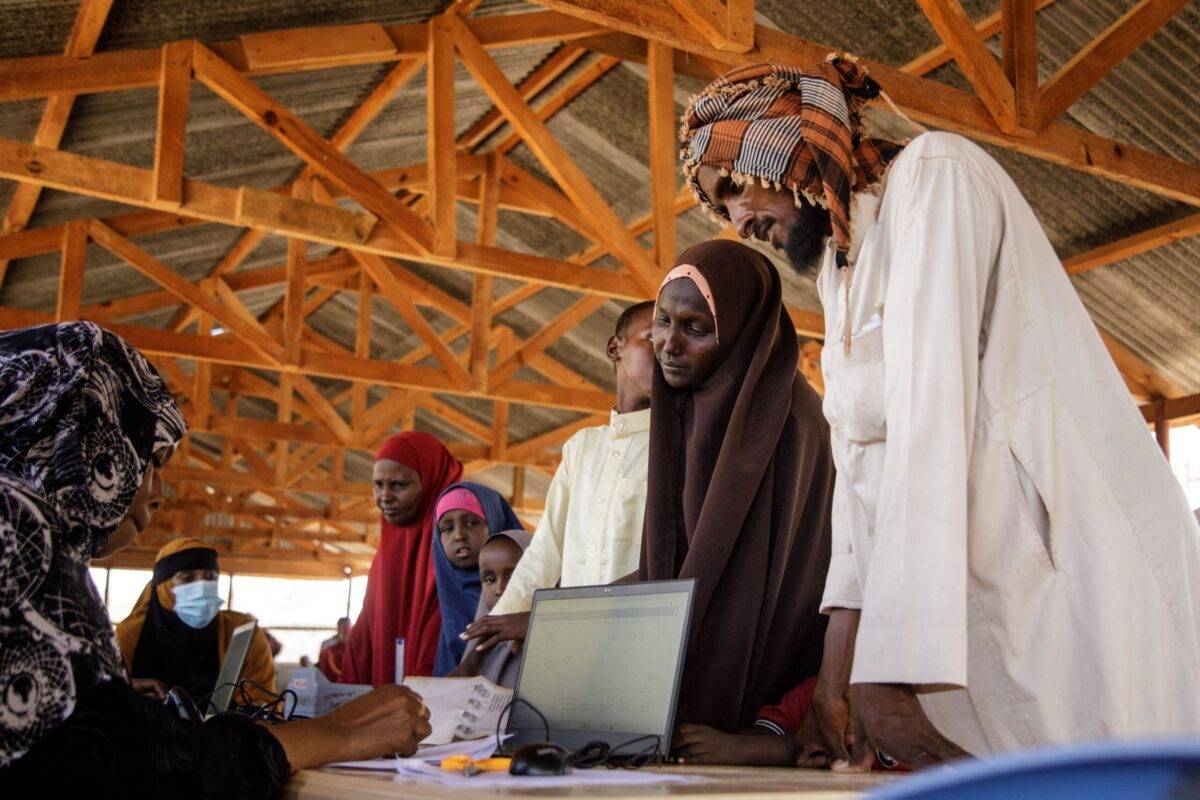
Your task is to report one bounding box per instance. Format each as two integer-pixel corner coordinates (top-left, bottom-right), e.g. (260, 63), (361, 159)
(285, 765), (897, 800)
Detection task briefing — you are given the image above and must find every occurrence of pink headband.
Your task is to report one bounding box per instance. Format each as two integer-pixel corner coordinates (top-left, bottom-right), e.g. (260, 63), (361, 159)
(657, 264), (719, 344)
(436, 488), (484, 524)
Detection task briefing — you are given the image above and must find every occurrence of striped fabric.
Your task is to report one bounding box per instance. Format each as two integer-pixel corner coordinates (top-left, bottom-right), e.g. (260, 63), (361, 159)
(680, 56), (901, 268)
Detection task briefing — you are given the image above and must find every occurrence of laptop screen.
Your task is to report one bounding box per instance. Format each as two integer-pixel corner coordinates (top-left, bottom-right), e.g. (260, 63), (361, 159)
(511, 581), (693, 745)
(208, 620), (257, 717)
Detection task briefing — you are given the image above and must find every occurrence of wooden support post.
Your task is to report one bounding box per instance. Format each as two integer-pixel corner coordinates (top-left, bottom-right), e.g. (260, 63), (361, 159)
(274, 372), (294, 486)
(352, 270), (372, 447)
(284, 192), (308, 366)
(56, 220), (87, 321)
(427, 14), (458, 256)
(646, 40), (676, 273)
(1000, 0), (1038, 134)
(194, 312), (213, 426)
(491, 401), (509, 460)
(1154, 400), (1170, 460)
(511, 465), (525, 510)
(469, 153), (500, 391)
(152, 41), (192, 206)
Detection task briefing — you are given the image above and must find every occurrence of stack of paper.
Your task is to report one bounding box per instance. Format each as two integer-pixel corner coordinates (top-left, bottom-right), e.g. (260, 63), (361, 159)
(402, 676), (513, 745)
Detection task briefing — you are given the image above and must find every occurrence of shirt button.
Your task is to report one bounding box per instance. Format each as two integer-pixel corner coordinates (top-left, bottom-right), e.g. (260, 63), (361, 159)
(589, 544), (599, 552)
(596, 494), (606, 503)
(617, 421), (626, 432)
(611, 450), (620, 458)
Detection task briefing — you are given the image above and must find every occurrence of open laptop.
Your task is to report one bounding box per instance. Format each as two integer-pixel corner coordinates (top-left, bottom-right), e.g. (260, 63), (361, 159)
(502, 579), (695, 757)
(206, 620), (257, 718)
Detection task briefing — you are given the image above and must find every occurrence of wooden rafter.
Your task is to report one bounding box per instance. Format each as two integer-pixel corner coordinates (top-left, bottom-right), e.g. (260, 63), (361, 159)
(1038, 0), (1188, 128)
(0, 1), (1186, 572)
(556, 3), (1200, 206)
(0, 0), (113, 287)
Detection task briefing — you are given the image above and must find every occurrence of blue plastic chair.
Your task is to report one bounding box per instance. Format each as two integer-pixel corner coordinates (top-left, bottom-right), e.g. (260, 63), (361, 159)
(868, 740), (1200, 800)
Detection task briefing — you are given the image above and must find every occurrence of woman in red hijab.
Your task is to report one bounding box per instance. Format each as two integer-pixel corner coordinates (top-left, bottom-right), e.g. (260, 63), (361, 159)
(341, 432), (463, 684)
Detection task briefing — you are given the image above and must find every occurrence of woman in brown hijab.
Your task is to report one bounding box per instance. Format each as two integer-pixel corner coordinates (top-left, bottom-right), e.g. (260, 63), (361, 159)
(643, 239), (834, 732)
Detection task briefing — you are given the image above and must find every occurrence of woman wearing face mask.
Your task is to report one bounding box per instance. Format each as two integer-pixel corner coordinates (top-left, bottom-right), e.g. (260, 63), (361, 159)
(116, 538), (278, 704)
(0, 323), (433, 798)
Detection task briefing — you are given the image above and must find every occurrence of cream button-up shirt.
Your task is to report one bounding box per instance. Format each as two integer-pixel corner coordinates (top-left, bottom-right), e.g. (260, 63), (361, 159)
(491, 408), (650, 615)
(818, 132), (1200, 753)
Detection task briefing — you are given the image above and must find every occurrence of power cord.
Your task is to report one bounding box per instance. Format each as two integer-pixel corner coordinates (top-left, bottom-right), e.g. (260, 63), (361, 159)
(494, 696), (664, 770)
(194, 679), (299, 724)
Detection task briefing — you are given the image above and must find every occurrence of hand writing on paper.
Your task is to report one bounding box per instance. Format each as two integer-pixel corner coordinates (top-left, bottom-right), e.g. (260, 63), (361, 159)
(461, 612), (530, 653)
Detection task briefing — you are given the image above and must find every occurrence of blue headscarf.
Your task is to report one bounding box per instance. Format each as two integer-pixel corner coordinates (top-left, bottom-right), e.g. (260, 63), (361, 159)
(431, 482), (524, 675)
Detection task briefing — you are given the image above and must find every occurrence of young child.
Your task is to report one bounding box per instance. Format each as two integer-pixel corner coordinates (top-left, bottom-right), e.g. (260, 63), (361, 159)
(673, 676), (902, 771)
(449, 530), (532, 688)
(431, 483), (523, 676)
(463, 301), (656, 653)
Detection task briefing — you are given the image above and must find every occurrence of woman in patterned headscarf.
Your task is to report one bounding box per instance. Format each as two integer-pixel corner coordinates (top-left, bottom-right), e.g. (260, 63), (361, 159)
(0, 323), (433, 798)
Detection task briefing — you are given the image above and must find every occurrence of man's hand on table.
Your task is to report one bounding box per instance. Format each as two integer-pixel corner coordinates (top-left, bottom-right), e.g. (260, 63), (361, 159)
(847, 683), (970, 769)
(461, 612), (530, 653)
(795, 608), (873, 771)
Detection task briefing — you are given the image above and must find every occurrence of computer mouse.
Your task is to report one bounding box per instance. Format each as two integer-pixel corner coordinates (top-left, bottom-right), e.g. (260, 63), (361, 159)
(509, 742), (570, 776)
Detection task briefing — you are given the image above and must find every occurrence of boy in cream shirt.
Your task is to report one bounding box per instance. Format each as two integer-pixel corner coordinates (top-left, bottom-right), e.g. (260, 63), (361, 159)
(462, 301), (654, 653)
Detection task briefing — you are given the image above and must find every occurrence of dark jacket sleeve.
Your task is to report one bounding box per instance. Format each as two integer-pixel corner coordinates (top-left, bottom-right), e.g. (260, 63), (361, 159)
(0, 679), (290, 800)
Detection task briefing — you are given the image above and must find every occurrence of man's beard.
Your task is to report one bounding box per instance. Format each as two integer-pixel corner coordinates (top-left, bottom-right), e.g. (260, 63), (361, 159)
(782, 201), (831, 275)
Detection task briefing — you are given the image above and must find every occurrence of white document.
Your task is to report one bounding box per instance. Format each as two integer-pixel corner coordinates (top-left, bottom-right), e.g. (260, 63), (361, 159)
(402, 677), (513, 745)
(326, 734), (504, 771)
(392, 758), (705, 789)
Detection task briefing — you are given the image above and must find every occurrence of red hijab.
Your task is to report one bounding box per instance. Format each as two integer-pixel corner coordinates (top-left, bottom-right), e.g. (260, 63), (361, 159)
(341, 432), (463, 684)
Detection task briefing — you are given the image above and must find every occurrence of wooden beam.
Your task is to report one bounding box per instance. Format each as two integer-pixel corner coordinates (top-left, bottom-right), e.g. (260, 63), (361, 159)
(0, 12), (606, 102)
(916, 0), (1018, 132)
(283, 221), (307, 365)
(663, 0), (754, 53)
(1100, 329), (1182, 400)
(0, 0), (113, 287)
(427, 15), (458, 256)
(902, 0), (1059, 77)
(459, 45), (586, 151)
(1039, 0), (1188, 128)
(56, 220), (87, 322)
(0, 138), (643, 299)
(1141, 392), (1200, 427)
(87, 220), (286, 364)
(1001, 0), (1038, 133)
(491, 401), (509, 459)
(493, 55), (621, 156)
(490, 295), (609, 386)
(647, 40), (677, 273)
(349, 250), (474, 387)
(1061, 213), (1200, 275)
(470, 154), (500, 391)
(556, 3), (1200, 208)
(449, 15), (660, 294)
(152, 41), (193, 207)
(191, 42), (448, 255)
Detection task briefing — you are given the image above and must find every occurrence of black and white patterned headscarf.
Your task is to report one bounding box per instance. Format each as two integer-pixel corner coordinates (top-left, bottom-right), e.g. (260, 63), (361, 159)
(0, 322), (186, 767)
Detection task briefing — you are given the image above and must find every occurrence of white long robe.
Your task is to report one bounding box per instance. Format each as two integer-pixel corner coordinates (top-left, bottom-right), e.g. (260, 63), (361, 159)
(817, 131), (1200, 754)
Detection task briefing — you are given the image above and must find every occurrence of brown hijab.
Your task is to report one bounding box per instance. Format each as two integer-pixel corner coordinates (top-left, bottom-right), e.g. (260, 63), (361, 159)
(641, 239), (834, 731)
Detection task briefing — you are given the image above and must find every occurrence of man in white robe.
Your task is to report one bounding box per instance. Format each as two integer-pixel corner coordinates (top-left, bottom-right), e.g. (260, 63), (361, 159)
(681, 59), (1200, 767)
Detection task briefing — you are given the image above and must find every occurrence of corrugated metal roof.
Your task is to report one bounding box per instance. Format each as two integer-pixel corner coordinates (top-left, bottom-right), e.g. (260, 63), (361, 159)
(0, 0), (1195, 506)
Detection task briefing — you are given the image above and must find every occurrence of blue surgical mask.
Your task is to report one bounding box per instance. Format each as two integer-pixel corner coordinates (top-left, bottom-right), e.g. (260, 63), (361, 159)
(172, 580), (223, 629)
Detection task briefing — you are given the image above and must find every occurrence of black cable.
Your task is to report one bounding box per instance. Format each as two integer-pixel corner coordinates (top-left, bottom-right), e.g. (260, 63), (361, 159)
(493, 696), (663, 770)
(495, 696), (550, 744)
